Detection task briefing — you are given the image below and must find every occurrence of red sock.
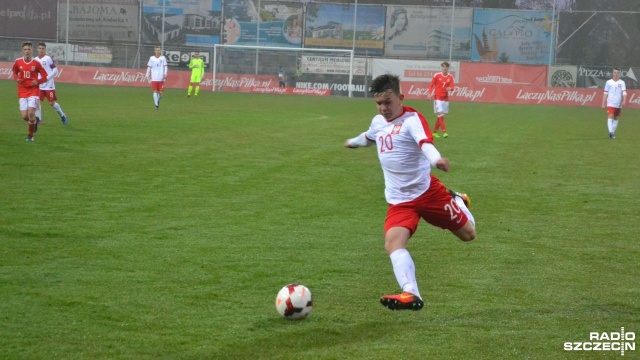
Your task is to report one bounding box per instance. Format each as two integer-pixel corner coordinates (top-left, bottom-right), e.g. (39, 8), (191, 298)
(28, 123), (35, 136)
(438, 116), (446, 132)
(433, 118), (441, 133)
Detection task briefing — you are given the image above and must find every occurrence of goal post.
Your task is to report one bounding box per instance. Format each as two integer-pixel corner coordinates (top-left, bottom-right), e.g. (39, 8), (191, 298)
(212, 44), (355, 97)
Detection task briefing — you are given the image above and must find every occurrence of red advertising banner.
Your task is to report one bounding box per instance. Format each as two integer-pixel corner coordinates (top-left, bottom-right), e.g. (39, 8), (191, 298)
(459, 62), (547, 87)
(402, 80), (640, 108)
(0, 0), (57, 38)
(0, 61), (637, 105)
(0, 62), (329, 96)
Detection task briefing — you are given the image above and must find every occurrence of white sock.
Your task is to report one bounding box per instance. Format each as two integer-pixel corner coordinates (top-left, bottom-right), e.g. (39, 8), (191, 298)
(153, 93), (159, 106)
(390, 249), (421, 299)
(53, 102), (65, 117)
(611, 119), (618, 134)
(36, 107), (42, 120)
(455, 196), (475, 227)
(607, 118), (613, 133)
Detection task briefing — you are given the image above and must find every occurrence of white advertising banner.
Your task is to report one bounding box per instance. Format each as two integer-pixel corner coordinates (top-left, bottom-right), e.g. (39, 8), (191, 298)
(45, 43), (113, 64)
(300, 56), (368, 76)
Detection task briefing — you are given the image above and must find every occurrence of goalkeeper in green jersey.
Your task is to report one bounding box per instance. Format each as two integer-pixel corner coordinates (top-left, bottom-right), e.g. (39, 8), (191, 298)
(187, 51), (204, 97)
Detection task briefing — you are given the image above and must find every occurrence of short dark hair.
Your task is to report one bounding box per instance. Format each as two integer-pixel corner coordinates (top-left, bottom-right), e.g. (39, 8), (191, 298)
(22, 42), (32, 48)
(370, 74), (401, 96)
(613, 67), (621, 72)
(441, 61), (450, 67)
(38, 42), (46, 47)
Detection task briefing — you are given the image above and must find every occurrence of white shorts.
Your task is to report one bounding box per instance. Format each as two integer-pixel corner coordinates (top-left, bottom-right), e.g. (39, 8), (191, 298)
(19, 96), (40, 111)
(433, 100), (449, 114)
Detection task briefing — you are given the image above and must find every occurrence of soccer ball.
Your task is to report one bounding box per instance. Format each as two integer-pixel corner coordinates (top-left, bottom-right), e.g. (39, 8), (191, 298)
(275, 284), (313, 320)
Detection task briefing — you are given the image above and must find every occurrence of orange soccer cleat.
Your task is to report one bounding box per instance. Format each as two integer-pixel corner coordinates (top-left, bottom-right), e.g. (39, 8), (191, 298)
(449, 189), (471, 208)
(380, 292), (424, 311)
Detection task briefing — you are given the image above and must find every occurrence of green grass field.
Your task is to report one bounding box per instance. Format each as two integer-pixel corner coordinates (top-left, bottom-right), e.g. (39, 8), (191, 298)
(1, 81), (639, 359)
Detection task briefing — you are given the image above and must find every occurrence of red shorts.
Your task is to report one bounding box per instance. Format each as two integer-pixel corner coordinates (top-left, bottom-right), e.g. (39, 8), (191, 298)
(151, 81), (164, 92)
(606, 107), (622, 117)
(384, 174), (468, 235)
(40, 89), (57, 102)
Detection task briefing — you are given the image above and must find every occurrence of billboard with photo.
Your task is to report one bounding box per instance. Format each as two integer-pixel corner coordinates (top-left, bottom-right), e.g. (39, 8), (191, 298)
(384, 6), (472, 59)
(223, 0), (303, 47)
(304, 3), (385, 56)
(58, 0), (139, 42)
(143, 0), (222, 46)
(471, 9), (556, 64)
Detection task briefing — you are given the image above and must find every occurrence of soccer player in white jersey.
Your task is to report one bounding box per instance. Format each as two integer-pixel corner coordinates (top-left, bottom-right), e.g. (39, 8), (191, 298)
(601, 67), (626, 139)
(344, 74), (476, 311)
(35, 43), (68, 125)
(146, 46), (168, 109)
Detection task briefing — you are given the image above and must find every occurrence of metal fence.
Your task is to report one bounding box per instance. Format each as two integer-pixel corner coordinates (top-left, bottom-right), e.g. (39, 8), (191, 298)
(1, 1), (639, 71)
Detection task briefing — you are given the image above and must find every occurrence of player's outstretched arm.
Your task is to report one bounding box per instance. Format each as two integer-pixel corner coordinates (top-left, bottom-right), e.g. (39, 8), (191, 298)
(435, 158), (450, 172)
(344, 133), (373, 148)
(422, 143), (449, 172)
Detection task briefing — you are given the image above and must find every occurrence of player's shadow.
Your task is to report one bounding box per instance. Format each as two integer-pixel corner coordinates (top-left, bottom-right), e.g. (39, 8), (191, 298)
(201, 313), (417, 359)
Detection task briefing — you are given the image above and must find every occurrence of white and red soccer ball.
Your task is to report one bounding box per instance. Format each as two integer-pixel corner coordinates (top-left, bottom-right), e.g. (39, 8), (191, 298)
(275, 284), (313, 320)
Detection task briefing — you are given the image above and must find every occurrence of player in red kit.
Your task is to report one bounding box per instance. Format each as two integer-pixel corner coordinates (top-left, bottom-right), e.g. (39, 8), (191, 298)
(12, 42), (49, 142)
(427, 62), (455, 139)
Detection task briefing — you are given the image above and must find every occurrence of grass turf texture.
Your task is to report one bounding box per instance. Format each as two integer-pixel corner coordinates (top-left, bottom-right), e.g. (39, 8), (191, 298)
(1, 81), (639, 359)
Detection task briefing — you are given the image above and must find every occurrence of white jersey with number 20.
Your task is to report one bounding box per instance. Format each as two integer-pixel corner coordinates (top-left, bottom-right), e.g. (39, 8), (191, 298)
(364, 106), (435, 205)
